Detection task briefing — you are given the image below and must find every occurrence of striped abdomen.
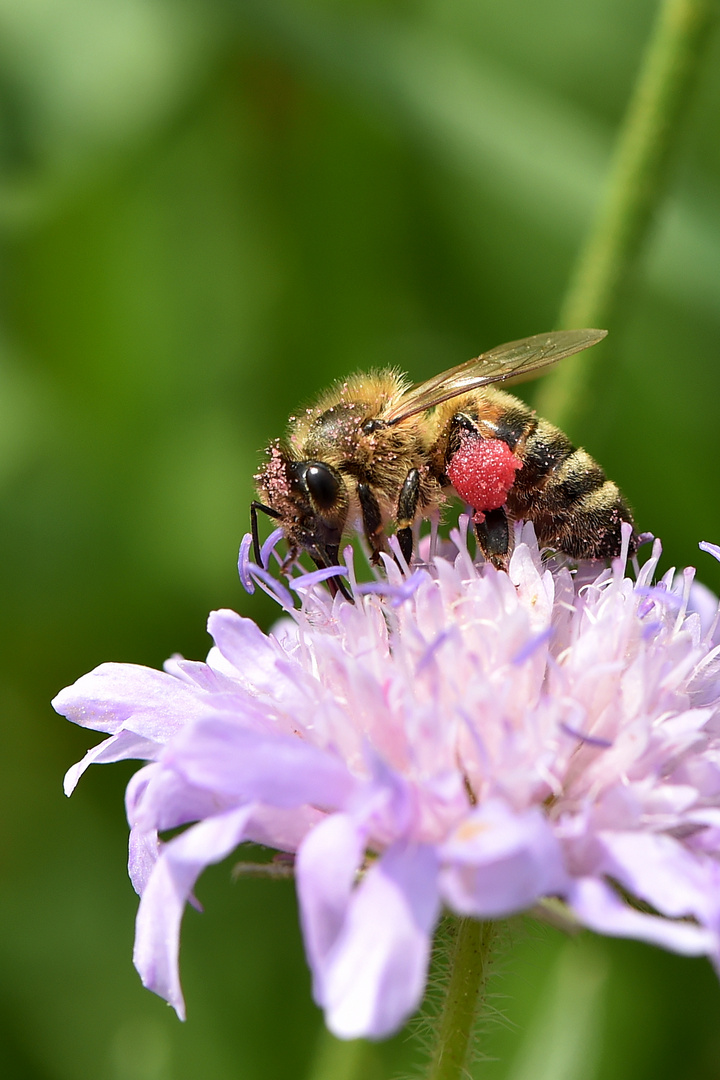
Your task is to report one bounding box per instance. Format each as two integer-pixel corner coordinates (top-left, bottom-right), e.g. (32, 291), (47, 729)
(508, 417), (636, 558)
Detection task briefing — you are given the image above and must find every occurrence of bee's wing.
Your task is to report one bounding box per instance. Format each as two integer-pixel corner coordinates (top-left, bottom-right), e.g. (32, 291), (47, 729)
(384, 328), (607, 426)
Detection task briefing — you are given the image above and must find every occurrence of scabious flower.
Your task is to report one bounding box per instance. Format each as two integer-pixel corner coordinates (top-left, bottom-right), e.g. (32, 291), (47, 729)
(54, 521), (720, 1039)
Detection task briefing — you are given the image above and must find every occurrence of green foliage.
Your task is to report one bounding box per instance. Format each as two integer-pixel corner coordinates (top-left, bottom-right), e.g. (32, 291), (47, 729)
(2, 1), (720, 1077)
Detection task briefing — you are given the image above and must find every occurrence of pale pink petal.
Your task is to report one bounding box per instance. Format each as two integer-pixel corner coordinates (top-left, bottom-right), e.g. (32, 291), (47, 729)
(596, 830), (720, 925)
(167, 719), (355, 810)
(133, 805), (256, 1020)
(296, 813), (367, 1002)
(244, 805), (326, 852)
(128, 823), (161, 897)
(64, 729), (158, 795)
(298, 822), (440, 1039)
(439, 800), (569, 917)
(53, 663), (207, 739)
(323, 844), (440, 1039)
(569, 877), (718, 955)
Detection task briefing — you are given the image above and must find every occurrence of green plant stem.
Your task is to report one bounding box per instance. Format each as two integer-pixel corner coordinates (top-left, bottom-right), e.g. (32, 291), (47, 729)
(535, 0), (718, 431)
(305, 1028), (378, 1080)
(426, 918), (496, 1080)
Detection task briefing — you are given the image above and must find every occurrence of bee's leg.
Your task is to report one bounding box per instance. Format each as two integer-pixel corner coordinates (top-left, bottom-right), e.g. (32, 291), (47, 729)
(250, 499), (282, 566)
(310, 554), (355, 603)
(474, 507), (510, 569)
(357, 482), (386, 564)
(447, 411), (479, 449)
(396, 468), (420, 565)
(445, 413), (520, 571)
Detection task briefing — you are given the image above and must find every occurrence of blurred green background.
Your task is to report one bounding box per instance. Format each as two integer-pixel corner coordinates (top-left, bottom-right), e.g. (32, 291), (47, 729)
(2, 1), (720, 1077)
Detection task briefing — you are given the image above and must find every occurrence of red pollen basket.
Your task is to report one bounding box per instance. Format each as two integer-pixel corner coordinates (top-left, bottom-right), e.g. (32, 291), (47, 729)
(446, 435), (521, 522)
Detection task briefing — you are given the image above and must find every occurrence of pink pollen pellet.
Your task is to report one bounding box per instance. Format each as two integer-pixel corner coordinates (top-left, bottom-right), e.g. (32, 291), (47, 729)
(446, 435), (522, 522)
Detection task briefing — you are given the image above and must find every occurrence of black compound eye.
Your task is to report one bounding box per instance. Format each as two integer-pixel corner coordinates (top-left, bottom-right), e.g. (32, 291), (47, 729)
(305, 463), (341, 511)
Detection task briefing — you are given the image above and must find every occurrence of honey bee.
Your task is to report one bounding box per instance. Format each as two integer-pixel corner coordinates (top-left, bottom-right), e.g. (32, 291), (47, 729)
(252, 328), (636, 597)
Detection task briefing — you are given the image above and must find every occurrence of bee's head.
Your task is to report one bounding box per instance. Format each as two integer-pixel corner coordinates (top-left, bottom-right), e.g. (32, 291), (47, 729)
(255, 444), (349, 570)
(285, 459), (349, 565)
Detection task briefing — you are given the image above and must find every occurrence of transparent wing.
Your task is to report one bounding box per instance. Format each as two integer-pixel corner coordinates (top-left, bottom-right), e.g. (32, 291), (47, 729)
(384, 328), (607, 426)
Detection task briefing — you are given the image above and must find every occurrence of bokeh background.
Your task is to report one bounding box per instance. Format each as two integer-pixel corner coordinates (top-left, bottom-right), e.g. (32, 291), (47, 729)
(2, 1), (720, 1078)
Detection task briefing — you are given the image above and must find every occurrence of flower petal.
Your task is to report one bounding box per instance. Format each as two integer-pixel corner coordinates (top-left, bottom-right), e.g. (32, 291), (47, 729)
(296, 814), (367, 1001)
(597, 830), (720, 925)
(326, 843), (440, 1039)
(53, 663), (206, 739)
(297, 817), (440, 1039)
(167, 718), (355, 810)
(568, 877), (718, 955)
(64, 729), (159, 795)
(127, 759), (238, 834)
(207, 610), (299, 703)
(439, 800), (568, 917)
(244, 804), (326, 852)
(133, 805), (257, 1019)
(128, 823), (161, 897)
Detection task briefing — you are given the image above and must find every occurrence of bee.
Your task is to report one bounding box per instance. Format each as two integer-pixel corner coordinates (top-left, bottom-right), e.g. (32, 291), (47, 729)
(252, 329), (636, 597)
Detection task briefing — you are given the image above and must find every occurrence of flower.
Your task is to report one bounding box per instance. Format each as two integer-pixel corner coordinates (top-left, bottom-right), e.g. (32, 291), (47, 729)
(53, 520), (720, 1039)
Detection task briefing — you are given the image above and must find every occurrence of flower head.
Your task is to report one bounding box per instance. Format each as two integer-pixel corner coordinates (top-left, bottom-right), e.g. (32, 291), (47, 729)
(54, 521), (720, 1039)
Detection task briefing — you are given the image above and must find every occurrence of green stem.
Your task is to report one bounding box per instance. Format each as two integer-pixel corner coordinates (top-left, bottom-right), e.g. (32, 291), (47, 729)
(305, 1028), (378, 1080)
(426, 918), (496, 1080)
(535, 0), (718, 430)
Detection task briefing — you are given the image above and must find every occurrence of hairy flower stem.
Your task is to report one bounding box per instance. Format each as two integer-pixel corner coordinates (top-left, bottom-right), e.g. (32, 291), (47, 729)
(535, 0), (718, 432)
(426, 918), (496, 1080)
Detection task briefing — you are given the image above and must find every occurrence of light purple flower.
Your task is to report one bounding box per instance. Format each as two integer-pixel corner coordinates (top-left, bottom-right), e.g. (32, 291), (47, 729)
(54, 520), (720, 1038)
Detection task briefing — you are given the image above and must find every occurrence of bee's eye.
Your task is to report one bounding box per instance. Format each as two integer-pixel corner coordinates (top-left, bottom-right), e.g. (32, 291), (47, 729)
(305, 463), (341, 510)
